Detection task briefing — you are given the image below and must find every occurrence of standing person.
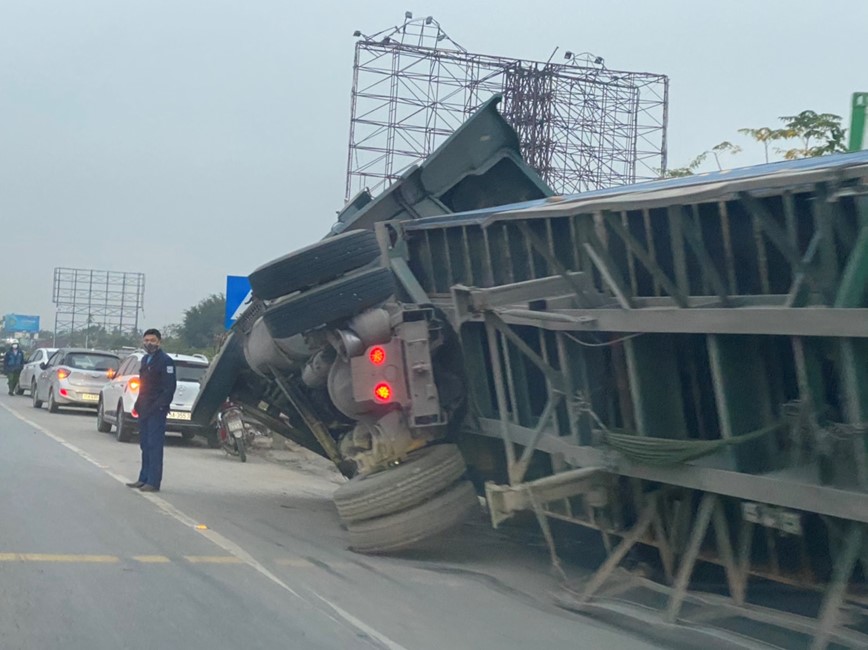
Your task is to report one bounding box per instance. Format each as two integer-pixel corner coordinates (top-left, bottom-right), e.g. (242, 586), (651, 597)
(3, 342), (25, 396)
(126, 329), (176, 492)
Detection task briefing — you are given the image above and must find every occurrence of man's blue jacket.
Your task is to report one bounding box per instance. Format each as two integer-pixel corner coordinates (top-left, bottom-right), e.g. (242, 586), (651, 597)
(134, 349), (177, 419)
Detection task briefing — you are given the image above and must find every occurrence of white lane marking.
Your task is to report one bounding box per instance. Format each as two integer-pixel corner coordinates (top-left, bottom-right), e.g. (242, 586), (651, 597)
(1, 403), (407, 650)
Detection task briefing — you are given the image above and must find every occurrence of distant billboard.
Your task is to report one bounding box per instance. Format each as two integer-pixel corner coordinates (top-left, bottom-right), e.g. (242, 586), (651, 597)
(4, 314), (40, 333)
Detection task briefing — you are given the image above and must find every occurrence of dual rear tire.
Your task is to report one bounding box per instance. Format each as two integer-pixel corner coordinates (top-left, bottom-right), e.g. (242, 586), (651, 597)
(332, 444), (479, 554)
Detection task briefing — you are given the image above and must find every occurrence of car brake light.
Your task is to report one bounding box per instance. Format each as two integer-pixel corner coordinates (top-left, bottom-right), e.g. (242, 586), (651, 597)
(374, 382), (392, 402)
(131, 408), (139, 418)
(57, 368), (70, 380)
(128, 378), (140, 392)
(59, 388), (69, 397)
(368, 346), (386, 365)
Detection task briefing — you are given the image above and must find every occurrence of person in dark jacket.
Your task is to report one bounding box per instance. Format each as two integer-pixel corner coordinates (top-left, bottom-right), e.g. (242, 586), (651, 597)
(126, 329), (176, 492)
(4, 342), (25, 396)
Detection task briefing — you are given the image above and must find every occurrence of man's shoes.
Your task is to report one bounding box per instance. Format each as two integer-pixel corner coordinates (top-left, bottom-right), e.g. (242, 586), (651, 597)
(139, 484), (159, 492)
(126, 481), (145, 488)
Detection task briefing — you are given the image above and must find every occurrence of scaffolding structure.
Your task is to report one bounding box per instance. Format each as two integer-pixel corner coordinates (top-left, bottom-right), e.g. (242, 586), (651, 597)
(52, 268), (145, 346)
(346, 14), (669, 200)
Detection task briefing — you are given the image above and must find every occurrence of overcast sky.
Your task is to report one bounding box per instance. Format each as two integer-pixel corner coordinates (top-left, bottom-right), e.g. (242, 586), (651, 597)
(0, 1), (861, 332)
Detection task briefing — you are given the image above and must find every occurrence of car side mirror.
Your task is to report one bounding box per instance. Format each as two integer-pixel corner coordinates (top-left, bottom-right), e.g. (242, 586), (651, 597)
(40, 363), (47, 370)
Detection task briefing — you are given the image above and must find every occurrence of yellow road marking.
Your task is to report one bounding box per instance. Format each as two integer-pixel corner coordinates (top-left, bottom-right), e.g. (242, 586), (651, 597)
(184, 555), (244, 564)
(0, 553), (119, 563)
(132, 555), (171, 563)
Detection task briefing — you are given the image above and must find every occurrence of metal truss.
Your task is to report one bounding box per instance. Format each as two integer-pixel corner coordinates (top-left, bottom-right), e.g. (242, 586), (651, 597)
(346, 14), (668, 200)
(52, 267), (145, 345)
(378, 155), (868, 648)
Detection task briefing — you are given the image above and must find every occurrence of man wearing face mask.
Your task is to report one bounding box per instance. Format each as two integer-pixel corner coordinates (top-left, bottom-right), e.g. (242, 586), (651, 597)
(4, 342), (25, 396)
(126, 329), (176, 492)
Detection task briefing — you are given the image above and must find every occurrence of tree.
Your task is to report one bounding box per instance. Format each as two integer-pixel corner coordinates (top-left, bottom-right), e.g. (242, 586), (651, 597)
(740, 111), (847, 161)
(664, 109), (849, 178)
(179, 294), (226, 350)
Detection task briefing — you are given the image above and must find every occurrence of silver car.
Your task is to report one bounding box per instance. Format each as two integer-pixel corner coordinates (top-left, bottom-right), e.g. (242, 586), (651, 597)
(18, 347), (58, 396)
(32, 348), (120, 413)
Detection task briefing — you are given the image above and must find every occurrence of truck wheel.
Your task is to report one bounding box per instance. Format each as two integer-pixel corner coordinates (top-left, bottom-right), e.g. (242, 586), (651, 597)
(263, 267), (395, 340)
(346, 480), (479, 554)
(249, 230), (380, 301)
(333, 444), (467, 523)
(191, 331), (245, 426)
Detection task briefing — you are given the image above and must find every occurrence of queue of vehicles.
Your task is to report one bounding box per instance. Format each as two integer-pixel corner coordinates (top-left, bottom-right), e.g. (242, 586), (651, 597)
(7, 345), (213, 446)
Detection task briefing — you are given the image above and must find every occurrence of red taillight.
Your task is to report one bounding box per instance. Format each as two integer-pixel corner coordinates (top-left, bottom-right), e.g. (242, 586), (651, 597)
(374, 383), (392, 403)
(56, 368), (70, 380)
(128, 378), (140, 392)
(368, 346), (386, 365)
(131, 408), (139, 419)
(59, 388), (69, 397)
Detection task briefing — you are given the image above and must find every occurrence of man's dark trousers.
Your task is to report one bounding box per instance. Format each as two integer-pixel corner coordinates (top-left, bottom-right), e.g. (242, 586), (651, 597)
(137, 410), (167, 489)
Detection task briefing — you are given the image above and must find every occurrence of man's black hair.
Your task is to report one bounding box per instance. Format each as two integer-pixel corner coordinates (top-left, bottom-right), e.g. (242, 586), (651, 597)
(143, 328), (162, 340)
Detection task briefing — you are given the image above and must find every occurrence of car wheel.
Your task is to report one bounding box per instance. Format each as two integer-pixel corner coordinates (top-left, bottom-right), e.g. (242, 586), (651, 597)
(14, 383), (24, 396)
(191, 331), (246, 427)
(116, 402), (133, 443)
(345, 480), (479, 554)
(248, 230), (380, 301)
(262, 267), (395, 340)
(31, 382), (42, 409)
(181, 431), (195, 442)
(47, 389), (59, 414)
(96, 398), (112, 433)
(333, 445), (468, 524)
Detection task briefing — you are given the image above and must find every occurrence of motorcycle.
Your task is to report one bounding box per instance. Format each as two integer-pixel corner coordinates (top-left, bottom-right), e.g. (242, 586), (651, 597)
(215, 402), (255, 462)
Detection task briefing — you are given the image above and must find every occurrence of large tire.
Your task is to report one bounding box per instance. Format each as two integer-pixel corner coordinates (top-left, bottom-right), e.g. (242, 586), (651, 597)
(191, 331), (245, 426)
(249, 230), (380, 301)
(96, 399), (112, 433)
(333, 445), (467, 523)
(263, 267), (395, 340)
(116, 402), (134, 443)
(346, 480), (479, 554)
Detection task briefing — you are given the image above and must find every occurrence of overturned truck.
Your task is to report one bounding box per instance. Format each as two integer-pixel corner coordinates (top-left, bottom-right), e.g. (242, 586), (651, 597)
(194, 96), (868, 646)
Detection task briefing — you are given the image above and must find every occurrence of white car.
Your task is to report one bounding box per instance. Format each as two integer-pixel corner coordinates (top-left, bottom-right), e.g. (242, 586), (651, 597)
(17, 347), (58, 395)
(96, 351), (210, 443)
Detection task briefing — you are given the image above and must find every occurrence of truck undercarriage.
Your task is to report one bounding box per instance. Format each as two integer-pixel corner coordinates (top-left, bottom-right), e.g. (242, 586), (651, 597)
(193, 96), (868, 648)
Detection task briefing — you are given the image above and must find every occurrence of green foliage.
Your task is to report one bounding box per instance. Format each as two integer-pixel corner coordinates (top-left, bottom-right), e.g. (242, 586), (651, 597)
(178, 294), (226, 351)
(665, 109), (848, 178)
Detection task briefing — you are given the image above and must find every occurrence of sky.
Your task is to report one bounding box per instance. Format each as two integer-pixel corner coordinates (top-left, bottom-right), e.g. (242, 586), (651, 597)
(0, 0), (861, 332)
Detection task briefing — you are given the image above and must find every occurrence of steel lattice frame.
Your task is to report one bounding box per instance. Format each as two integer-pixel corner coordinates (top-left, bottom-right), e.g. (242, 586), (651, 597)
(346, 15), (669, 200)
(52, 268), (145, 345)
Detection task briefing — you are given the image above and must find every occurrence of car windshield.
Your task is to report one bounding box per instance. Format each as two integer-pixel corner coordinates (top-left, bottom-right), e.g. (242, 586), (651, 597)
(64, 353), (119, 372)
(175, 362), (207, 382)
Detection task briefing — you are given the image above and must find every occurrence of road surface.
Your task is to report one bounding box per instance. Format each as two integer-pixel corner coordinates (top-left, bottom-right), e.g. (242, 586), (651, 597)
(0, 384), (663, 650)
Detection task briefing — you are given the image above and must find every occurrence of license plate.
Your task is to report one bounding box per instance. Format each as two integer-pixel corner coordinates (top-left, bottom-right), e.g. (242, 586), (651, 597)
(168, 411), (191, 421)
(80, 393), (99, 402)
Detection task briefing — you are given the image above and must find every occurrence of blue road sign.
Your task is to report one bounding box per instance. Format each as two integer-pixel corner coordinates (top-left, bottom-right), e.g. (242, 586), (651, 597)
(4, 314), (40, 333)
(225, 276), (252, 329)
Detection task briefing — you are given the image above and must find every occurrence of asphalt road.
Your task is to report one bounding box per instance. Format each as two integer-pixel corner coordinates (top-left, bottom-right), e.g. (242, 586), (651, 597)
(0, 381), (663, 650)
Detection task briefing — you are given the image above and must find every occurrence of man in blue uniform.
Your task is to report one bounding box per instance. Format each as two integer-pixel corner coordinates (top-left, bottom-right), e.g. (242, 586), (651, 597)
(126, 329), (176, 492)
